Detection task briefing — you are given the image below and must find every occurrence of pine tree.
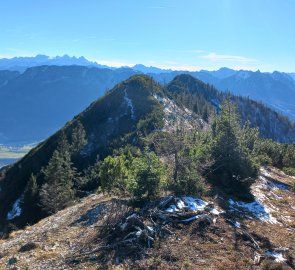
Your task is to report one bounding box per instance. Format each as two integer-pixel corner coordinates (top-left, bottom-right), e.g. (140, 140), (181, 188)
(40, 148), (76, 214)
(57, 131), (71, 154)
(82, 156), (101, 190)
(210, 100), (258, 196)
(241, 120), (259, 153)
(25, 173), (38, 202)
(282, 144), (295, 168)
(254, 139), (283, 167)
(21, 173), (39, 223)
(71, 121), (87, 155)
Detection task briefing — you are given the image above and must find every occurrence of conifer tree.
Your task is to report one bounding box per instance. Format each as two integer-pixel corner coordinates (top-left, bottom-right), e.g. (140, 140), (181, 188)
(241, 120), (259, 153)
(25, 173), (38, 202)
(40, 146), (76, 214)
(21, 173), (39, 223)
(210, 100), (258, 196)
(57, 131), (71, 154)
(71, 121), (87, 154)
(282, 144), (295, 168)
(82, 156), (101, 190)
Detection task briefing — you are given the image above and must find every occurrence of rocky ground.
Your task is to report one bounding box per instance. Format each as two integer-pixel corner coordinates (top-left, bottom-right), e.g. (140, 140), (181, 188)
(0, 167), (294, 270)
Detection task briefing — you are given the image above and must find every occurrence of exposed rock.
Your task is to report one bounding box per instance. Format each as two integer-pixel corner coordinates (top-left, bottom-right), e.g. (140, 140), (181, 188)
(18, 242), (38, 253)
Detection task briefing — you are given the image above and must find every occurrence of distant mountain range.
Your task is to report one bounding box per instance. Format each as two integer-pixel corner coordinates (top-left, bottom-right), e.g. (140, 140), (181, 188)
(0, 55), (295, 145)
(2, 55), (295, 121)
(0, 55), (110, 72)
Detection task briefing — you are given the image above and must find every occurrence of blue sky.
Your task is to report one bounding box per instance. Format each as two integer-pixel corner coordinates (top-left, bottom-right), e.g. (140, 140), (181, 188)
(0, 0), (294, 71)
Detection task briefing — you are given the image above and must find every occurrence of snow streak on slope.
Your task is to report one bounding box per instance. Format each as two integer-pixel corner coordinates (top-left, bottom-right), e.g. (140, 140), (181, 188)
(7, 194), (24, 220)
(124, 88), (135, 120)
(153, 94), (205, 131)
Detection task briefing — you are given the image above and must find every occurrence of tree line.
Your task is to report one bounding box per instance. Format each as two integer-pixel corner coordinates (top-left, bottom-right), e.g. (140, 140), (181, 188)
(21, 100), (295, 218)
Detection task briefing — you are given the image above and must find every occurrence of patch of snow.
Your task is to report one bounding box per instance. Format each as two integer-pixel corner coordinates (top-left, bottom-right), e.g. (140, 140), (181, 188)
(234, 221), (241, 228)
(147, 226), (154, 233)
(270, 182), (289, 190)
(124, 88), (135, 120)
(229, 219), (241, 228)
(120, 213), (137, 231)
(7, 194), (24, 220)
(268, 190), (283, 200)
(176, 199), (186, 209)
(181, 215), (199, 223)
(182, 196), (208, 211)
(210, 208), (221, 215)
(231, 167), (294, 225)
(260, 167), (272, 178)
(259, 168), (289, 190)
(265, 251), (287, 263)
(228, 199), (278, 224)
(166, 205), (179, 213)
(229, 199), (235, 205)
(166, 196), (208, 213)
(136, 229), (142, 237)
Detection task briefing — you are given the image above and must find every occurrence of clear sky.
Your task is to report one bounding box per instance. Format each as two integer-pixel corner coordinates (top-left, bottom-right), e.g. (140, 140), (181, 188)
(0, 0), (294, 72)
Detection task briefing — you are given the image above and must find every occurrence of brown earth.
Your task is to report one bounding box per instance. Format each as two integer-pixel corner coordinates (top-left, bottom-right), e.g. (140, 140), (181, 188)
(0, 167), (294, 270)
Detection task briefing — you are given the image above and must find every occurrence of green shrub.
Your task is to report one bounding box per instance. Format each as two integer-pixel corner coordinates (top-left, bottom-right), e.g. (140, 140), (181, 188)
(282, 167), (295, 177)
(99, 155), (131, 195)
(170, 168), (205, 196)
(131, 150), (167, 199)
(99, 149), (167, 199)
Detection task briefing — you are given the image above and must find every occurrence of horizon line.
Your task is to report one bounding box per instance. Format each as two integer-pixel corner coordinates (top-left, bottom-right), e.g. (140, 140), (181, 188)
(0, 54), (293, 74)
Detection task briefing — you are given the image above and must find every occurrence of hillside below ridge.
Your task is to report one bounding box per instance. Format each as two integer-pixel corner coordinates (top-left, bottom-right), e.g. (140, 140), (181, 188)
(0, 167), (294, 269)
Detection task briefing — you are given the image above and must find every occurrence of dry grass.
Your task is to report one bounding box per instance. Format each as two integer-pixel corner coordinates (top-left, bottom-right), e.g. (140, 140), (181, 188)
(35, 251), (60, 261)
(0, 168), (294, 269)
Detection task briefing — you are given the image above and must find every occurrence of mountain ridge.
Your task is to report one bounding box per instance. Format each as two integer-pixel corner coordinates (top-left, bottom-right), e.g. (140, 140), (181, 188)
(0, 54), (109, 72)
(1, 55), (295, 122)
(1, 64), (295, 145)
(1, 74), (295, 232)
